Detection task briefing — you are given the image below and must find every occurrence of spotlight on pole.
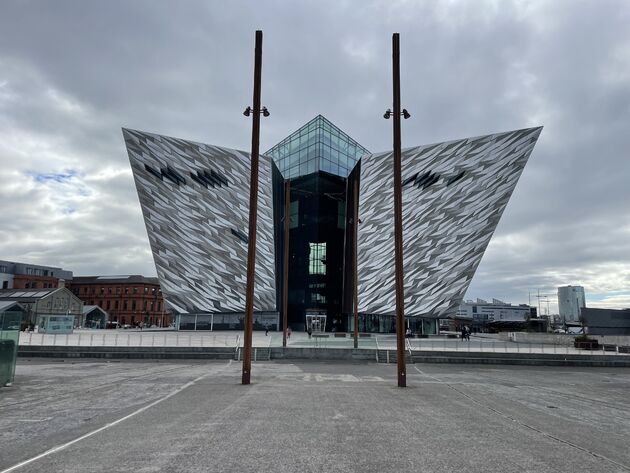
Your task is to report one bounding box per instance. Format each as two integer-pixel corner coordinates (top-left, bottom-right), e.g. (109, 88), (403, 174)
(383, 109), (392, 119)
(402, 109), (411, 119)
(244, 106), (270, 118)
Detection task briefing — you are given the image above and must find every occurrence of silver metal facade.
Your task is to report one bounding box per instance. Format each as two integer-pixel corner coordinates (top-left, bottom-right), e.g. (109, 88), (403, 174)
(357, 127), (542, 318)
(123, 128), (276, 314)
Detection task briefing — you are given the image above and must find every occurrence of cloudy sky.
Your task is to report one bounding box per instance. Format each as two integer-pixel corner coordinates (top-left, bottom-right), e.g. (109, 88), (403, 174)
(1, 0), (629, 313)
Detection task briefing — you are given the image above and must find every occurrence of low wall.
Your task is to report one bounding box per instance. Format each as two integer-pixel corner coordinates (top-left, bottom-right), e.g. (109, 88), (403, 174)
(410, 350), (630, 367)
(17, 345), (630, 367)
(505, 332), (575, 345)
(500, 332), (630, 347)
(18, 345), (237, 360)
(591, 335), (630, 346)
(269, 347), (375, 361)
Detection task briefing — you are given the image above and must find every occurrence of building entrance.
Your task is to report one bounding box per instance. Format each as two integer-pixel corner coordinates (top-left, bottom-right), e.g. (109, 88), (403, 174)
(306, 311), (327, 333)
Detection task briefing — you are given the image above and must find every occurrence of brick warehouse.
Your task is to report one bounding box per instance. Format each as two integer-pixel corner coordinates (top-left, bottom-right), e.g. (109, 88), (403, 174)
(68, 275), (171, 327)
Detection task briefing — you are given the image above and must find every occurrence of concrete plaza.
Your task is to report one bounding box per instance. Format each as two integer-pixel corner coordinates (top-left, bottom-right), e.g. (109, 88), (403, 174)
(1, 359), (629, 472)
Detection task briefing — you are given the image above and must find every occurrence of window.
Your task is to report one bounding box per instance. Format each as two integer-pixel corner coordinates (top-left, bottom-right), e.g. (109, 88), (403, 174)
(289, 201), (299, 229)
(337, 201), (345, 229)
(125, 287), (129, 295)
(115, 300), (119, 310)
(144, 287), (148, 294)
(123, 301), (128, 311)
(309, 243), (326, 275)
(116, 287), (121, 295)
(157, 302), (161, 312)
(133, 287), (138, 294)
(108, 287), (112, 294)
(100, 287), (105, 294)
(132, 300), (136, 311)
(106, 301), (110, 310)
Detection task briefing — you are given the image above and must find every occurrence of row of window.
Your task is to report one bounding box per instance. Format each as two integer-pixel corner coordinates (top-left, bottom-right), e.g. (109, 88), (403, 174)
(144, 164), (229, 189)
(25, 267), (53, 276)
(23, 281), (55, 289)
(72, 286), (160, 296)
(90, 299), (162, 312)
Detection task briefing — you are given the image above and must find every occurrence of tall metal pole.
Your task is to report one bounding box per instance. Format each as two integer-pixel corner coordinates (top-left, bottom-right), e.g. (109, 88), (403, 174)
(392, 33), (406, 387)
(242, 30), (263, 385)
(282, 180), (290, 348)
(353, 177), (359, 349)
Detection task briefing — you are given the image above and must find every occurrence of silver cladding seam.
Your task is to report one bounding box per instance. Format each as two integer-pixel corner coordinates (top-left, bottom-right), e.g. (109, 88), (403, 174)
(357, 127), (542, 318)
(124, 128), (276, 313)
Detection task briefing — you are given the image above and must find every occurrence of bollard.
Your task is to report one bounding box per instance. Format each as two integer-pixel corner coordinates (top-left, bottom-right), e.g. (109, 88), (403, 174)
(176, 333), (180, 347)
(65, 334), (69, 347)
(90, 333), (94, 347)
(152, 334), (155, 347)
(103, 333), (106, 346)
(115, 333), (118, 347)
(78, 332), (82, 346)
(53, 334), (57, 346)
(127, 333), (131, 347)
(164, 333), (167, 347)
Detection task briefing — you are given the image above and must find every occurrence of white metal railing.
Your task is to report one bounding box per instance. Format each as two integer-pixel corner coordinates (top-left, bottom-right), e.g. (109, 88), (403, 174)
(15, 330), (630, 357)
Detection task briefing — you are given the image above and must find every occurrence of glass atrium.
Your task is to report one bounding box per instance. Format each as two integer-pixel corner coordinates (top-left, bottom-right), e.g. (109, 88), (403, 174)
(265, 115), (369, 179)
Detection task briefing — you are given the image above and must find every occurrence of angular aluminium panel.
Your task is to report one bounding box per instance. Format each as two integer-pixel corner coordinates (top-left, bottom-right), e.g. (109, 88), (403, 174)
(123, 128), (276, 313)
(357, 127), (542, 318)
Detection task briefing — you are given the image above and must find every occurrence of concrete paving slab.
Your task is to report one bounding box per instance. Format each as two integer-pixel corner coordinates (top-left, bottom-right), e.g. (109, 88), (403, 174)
(1, 360), (629, 472)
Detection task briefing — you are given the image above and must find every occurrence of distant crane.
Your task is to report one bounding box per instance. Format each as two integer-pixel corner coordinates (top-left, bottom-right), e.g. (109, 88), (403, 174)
(535, 290), (551, 317)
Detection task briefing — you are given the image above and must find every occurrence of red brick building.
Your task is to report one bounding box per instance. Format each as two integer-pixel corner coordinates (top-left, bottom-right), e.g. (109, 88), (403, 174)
(68, 275), (171, 327)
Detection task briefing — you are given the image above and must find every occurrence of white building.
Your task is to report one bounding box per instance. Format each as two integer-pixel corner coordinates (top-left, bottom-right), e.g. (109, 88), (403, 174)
(557, 286), (586, 323)
(454, 299), (537, 332)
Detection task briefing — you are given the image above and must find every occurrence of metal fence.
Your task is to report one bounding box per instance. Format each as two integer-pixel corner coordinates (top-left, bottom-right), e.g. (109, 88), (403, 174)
(16, 330), (630, 356)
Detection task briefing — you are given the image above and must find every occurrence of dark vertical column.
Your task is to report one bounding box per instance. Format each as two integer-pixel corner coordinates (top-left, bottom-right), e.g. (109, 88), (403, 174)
(353, 177), (359, 349)
(242, 30), (263, 385)
(282, 180), (290, 347)
(392, 33), (406, 387)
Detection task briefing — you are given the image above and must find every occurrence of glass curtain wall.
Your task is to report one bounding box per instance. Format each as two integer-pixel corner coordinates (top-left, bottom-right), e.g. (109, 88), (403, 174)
(265, 115), (369, 332)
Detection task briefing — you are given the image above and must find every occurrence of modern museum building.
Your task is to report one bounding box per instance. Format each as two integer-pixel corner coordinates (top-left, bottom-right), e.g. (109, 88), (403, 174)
(124, 116), (541, 334)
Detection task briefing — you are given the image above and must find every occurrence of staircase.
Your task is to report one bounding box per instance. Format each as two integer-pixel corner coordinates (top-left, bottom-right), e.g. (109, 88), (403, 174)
(376, 349), (413, 364)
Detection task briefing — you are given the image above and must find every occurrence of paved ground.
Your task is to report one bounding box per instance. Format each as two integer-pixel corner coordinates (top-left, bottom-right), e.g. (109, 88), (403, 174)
(1, 359), (629, 472)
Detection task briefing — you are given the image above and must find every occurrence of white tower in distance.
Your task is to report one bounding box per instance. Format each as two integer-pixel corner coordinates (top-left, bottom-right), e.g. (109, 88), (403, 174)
(557, 286), (586, 323)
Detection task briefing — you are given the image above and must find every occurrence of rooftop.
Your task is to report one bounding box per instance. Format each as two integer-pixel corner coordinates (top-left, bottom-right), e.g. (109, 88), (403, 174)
(265, 115), (369, 179)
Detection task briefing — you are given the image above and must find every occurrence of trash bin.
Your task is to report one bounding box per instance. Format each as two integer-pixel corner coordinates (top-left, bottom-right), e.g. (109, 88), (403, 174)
(0, 309), (22, 387)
